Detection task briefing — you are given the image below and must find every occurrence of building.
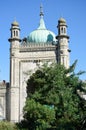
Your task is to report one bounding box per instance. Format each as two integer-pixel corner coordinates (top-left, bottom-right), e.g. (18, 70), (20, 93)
(0, 80), (10, 121)
(0, 5), (70, 122)
(0, 81), (6, 120)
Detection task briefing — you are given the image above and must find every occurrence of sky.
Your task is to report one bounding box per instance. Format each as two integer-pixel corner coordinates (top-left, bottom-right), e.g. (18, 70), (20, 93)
(0, 0), (86, 81)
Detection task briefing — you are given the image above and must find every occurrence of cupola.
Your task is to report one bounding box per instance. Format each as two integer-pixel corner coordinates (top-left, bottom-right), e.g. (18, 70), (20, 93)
(27, 5), (56, 43)
(57, 17), (69, 37)
(8, 20), (21, 42)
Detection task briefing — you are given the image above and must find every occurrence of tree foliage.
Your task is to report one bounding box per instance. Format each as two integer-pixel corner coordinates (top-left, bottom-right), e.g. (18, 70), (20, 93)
(23, 61), (86, 130)
(0, 121), (17, 130)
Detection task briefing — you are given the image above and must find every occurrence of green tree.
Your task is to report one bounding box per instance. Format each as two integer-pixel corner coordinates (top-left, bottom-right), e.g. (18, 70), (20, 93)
(0, 121), (17, 130)
(23, 61), (86, 130)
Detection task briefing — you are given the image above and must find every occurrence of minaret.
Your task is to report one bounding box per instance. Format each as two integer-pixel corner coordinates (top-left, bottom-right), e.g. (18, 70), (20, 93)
(8, 20), (21, 122)
(9, 20), (21, 46)
(56, 18), (70, 68)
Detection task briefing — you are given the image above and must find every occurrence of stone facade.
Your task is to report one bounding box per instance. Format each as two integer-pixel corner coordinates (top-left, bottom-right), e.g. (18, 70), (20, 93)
(9, 19), (69, 122)
(0, 6), (69, 122)
(0, 81), (7, 120)
(8, 43), (58, 122)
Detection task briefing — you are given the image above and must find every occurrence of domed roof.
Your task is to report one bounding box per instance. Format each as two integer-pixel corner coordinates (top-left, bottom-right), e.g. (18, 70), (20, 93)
(58, 17), (67, 26)
(59, 17), (66, 23)
(27, 5), (56, 43)
(27, 19), (56, 43)
(12, 20), (19, 26)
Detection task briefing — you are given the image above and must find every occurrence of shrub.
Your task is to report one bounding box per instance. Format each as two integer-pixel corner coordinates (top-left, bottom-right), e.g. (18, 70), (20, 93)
(0, 121), (18, 130)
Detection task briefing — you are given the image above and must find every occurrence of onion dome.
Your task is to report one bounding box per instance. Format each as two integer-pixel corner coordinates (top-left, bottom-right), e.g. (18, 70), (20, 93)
(58, 17), (67, 26)
(27, 5), (56, 43)
(12, 20), (19, 26)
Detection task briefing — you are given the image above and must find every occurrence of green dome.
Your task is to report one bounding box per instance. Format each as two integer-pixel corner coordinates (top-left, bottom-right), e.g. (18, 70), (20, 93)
(28, 28), (56, 43)
(27, 7), (56, 43)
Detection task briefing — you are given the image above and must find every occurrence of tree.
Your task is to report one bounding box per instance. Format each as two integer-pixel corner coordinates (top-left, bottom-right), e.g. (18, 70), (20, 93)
(23, 61), (86, 130)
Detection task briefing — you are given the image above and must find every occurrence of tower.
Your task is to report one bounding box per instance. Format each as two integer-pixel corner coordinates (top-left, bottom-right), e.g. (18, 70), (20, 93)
(8, 21), (21, 122)
(8, 5), (57, 122)
(56, 18), (70, 68)
(7, 6), (70, 123)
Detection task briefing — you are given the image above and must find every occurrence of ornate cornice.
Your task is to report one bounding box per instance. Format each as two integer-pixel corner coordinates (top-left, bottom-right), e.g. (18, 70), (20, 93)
(20, 43), (56, 52)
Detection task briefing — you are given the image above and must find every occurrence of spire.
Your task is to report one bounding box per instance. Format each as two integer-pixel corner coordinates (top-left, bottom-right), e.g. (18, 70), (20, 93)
(40, 3), (44, 17)
(38, 4), (46, 29)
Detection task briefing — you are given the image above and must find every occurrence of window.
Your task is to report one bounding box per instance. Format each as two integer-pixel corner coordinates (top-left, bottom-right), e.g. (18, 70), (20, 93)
(64, 28), (66, 34)
(61, 27), (63, 33)
(14, 30), (15, 36)
(16, 31), (18, 36)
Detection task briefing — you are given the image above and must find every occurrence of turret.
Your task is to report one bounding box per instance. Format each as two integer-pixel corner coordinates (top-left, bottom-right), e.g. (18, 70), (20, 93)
(8, 20), (21, 45)
(8, 20), (21, 57)
(58, 18), (68, 36)
(56, 18), (70, 68)
(8, 20), (21, 122)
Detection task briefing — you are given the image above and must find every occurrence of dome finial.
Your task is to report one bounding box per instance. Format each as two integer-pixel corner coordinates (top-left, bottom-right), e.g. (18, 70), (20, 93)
(40, 3), (44, 17)
(38, 4), (46, 29)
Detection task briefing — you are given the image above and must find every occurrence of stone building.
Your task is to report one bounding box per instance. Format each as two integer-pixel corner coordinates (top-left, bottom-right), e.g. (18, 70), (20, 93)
(0, 81), (7, 120)
(1, 5), (70, 122)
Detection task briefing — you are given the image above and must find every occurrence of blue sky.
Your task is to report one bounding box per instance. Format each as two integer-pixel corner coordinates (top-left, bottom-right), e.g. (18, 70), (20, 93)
(0, 0), (86, 81)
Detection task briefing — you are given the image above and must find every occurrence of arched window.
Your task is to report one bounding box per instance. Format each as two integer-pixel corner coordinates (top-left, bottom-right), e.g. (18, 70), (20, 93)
(64, 28), (66, 34)
(61, 27), (63, 34)
(16, 31), (18, 36)
(14, 30), (15, 36)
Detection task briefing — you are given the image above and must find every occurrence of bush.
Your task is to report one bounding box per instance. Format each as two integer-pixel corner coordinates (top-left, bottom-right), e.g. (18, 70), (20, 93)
(0, 121), (18, 130)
